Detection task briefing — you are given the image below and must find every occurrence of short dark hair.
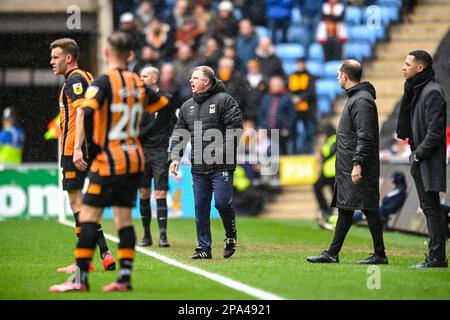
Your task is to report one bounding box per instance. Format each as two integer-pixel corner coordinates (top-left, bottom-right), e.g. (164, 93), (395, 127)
(50, 38), (79, 61)
(408, 50), (433, 69)
(340, 60), (362, 82)
(107, 32), (132, 56)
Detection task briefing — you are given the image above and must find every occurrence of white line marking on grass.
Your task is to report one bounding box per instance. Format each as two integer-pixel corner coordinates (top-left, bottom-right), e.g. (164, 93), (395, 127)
(60, 220), (285, 300)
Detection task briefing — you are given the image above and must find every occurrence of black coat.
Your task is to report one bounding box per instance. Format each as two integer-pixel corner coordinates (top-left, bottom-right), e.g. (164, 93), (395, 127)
(399, 79), (447, 192)
(331, 82), (380, 210)
(170, 79), (243, 174)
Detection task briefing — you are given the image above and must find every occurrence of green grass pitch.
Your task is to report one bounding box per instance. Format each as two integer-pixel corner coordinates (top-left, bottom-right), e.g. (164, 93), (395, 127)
(0, 218), (448, 299)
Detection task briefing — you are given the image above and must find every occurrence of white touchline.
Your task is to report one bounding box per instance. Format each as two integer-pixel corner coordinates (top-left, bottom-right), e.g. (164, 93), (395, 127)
(60, 220), (285, 300)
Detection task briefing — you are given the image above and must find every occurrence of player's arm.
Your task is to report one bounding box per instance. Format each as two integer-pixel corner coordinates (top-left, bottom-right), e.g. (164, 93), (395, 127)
(80, 75), (109, 160)
(66, 75), (89, 171)
(144, 86), (169, 113)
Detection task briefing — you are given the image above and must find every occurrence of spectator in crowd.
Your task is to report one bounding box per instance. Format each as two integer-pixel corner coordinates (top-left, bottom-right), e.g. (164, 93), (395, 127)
(297, 0), (323, 49)
(172, 44), (199, 102)
(170, 0), (193, 29)
(316, 0), (348, 61)
(210, 1), (239, 43)
(235, 19), (259, 75)
(288, 58), (317, 154)
(145, 15), (175, 60)
(379, 136), (411, 161)
(245, 59), (267, 122)
(258, 75), (296, 155)
(0, 107), (24, 165)
(241, 0), (268, 27)
(266, 0), (294, 43)
(222, 45), (244, 79)
(135, 0), (155, 32)
(217, 57), (249, 116)
(313, 123), (336, 228)
(176, 18), (201, 52)
(160, 62), (182, 109)
(197, 36), (222, 70)
(193, 3), (213, 35)
(255, 37), (285, 82)
(133, 44), (161, 73)
(352, 171), (408, 228)
(118, 12), (146, 53)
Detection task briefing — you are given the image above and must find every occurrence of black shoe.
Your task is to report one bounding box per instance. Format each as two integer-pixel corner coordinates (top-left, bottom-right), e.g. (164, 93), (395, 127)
(411, 254), (448, 268)
(139, 236), (153, 247)
(223, 238), (237, 259)
(357, 254), (388, 265)
(306, 251), (339, 263)
(159, 234), (170, 248)
(190, 247), (212, 260)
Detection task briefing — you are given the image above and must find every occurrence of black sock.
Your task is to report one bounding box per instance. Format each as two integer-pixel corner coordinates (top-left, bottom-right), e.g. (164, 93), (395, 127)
(219, 209), (237, 239)
(75, 222), (98, 287)
(73, 211), (80, 238)
(117, 226), (136, 285)
(140, 198), (151, 238)
(156, 198), (168, 235)
(96, 223), (110, 259)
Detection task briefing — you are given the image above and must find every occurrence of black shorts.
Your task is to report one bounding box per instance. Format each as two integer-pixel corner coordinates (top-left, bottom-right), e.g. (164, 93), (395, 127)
(82, 172), (141, 208)
(139, 147), (169, 190)
(61, 155), (89, 191)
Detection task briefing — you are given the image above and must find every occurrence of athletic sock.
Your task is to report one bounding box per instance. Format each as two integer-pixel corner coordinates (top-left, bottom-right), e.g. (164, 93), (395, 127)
(75, 222), (98, 287)
(117, 226), (136, 285)
(140, 198), (151, 238)
(96, 223), (110, 259)
(156, 198), (168, 236)
(73, 211), (80, 238)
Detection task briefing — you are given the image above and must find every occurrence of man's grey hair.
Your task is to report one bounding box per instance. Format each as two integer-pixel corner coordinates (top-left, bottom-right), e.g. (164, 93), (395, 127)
(140, 66), (160, 80)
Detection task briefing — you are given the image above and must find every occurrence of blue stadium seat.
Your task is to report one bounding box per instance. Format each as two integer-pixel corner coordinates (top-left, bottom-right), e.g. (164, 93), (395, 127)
(345, 6), (363, 25)
(283, 61), (297, 75)
(316, 79), (340, 101)
(384, 6), (400, 22)
(305, 60), (324, 78)
(348, 25), (377, 44)
(324, 60), (342, 78)
(308, 43), (324, 61)
(291, 7), (302, 25)
(376, 0), (402, 8)
(276, 43), (305, 60)
(363, 5), (391, 26)
(287, 25), (307, 43)
(255, 26), (270, 38)
(343, 42), (373, 61)
(317, 97), (333, 118)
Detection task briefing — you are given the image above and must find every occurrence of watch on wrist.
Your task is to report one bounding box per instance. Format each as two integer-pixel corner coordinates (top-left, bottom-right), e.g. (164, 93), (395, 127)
(414, 154), (420, 162)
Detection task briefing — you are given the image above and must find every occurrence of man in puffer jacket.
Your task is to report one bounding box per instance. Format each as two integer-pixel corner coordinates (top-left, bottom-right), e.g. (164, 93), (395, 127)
(170, 66), (243, 260)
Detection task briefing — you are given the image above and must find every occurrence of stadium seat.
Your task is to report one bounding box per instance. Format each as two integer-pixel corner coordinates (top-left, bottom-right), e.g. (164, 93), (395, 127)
(376, 0), (403, 8)
(316, 79), (340, 101)
(317, 97), (333, 118)
(345, 6), (362, 25)
(343, 42), (373, 61)
(276, 43), (305, 60)
(363, 5), (390, 26)
(348, 25), (377, 44)
(283, 61), (297, 75)
(308, 43), (324, 61)
(287, 25), (307, 43)
(255, 26), (270, 38)
(291, 7), (302, 25)
(324, 60), (342, 79)
(305, 60), (324, 78)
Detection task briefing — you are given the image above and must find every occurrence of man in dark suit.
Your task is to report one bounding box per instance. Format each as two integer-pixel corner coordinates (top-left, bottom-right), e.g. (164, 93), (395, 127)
(397, 50), (448, 268)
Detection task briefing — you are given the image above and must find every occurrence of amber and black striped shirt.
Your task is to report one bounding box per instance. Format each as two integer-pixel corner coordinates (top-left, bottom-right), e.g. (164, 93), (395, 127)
(81, 68), (169, 176)
(58, 68), (93, 156)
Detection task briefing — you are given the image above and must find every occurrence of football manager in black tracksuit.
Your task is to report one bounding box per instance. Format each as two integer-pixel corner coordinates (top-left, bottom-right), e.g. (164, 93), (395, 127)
(169, 65), (243, 260)
(307, 60), (388, 265)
